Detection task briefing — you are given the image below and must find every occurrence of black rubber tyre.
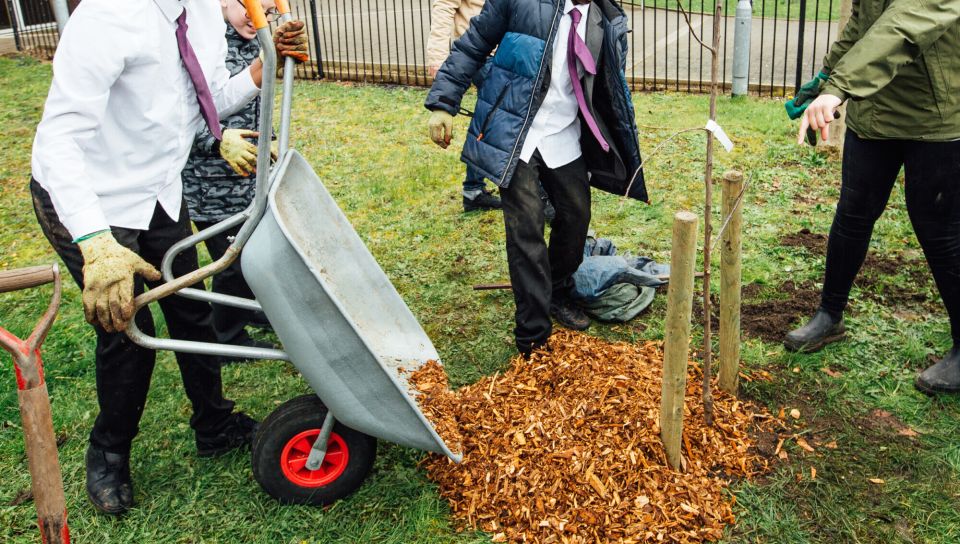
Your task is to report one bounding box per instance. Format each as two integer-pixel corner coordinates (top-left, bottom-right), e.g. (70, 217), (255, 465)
(251, 394), (377, 505)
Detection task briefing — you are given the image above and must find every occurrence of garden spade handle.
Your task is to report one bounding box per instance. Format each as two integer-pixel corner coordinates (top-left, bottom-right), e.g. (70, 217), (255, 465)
(0, 264), (70, 544)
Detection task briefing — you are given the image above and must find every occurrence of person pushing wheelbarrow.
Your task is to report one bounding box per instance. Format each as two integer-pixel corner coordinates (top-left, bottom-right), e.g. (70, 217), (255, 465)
(28, 0), (308, 515)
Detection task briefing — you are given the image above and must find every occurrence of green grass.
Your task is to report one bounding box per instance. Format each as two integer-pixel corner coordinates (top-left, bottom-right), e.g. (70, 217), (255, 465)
(2, 55), (959, 543)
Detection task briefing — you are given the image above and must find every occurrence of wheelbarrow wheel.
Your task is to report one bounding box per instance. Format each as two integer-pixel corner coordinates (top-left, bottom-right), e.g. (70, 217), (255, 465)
(252, 394), (376, 505)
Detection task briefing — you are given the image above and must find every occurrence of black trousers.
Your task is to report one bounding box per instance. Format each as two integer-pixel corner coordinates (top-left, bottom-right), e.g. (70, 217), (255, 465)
(193, 222), (260, 344)
(820, 131), (960, 344)
(31, 180), (234, 455)
(500, 152), (590, 353)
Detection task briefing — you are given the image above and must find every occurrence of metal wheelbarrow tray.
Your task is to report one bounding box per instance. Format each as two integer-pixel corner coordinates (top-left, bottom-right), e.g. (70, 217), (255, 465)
(243, 149), (460, 458)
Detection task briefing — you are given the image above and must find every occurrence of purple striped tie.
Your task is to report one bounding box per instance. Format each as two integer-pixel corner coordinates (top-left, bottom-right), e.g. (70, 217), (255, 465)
(175, 10), (222, 140)
(568, 8), (609, 152)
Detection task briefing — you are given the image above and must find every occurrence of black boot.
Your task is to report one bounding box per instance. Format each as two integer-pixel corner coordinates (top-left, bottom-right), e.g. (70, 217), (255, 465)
(196, 412), (259, 457)
(915, 346), (960, 395)
(85, 445), (134, 515)
(463, 189), (502, 212)
(550, 300), (590, 331)
(783, 310), (846, 353)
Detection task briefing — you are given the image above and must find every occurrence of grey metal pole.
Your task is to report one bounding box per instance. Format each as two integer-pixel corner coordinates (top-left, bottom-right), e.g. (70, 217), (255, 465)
(48, 0), (69, 33)
(731, 0), (752, 96)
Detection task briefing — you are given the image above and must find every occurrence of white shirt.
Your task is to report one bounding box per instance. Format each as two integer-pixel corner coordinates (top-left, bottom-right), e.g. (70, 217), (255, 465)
(519, 0), (590, 169)
(31, 0), (260, 240)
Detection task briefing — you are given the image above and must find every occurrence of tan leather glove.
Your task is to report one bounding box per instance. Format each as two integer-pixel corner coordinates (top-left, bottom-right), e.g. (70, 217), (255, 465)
(428, 110), (454, 149)
(219, 129), (260, 177)
(77, 233), (161, 333)
(273, 20), (309, 63)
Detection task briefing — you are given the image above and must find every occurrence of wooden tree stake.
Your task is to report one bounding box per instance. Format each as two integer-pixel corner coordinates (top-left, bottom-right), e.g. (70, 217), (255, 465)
(719, 170), (744, 395)
(660, 211), (699, 470)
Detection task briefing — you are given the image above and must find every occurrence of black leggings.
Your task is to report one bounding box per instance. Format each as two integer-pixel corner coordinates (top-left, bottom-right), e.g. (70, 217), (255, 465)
(820, 130), (960, 344)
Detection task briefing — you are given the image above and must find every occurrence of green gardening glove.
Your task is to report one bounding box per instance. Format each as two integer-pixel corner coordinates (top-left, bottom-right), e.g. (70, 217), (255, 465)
(785, 70), (829, 120)
(218, 128), (260, 177)
(428, 110), (454, 149)
(77, 232), (161, 333)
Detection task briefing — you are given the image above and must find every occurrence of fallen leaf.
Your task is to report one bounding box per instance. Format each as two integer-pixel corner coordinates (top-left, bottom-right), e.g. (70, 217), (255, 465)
(898, 428), (919, 438)
(796, 437), (815, 453)
(810, 467), (817, 480)
(821, 367), (843, 378)
(868, 478), (885, 485)
(790, 409), (801, 420)
(825, 441), (838, 449)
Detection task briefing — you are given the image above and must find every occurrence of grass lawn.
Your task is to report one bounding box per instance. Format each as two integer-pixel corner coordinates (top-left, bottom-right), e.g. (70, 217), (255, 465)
(626, 0), (840, 22)
(2, 55), (959, 543)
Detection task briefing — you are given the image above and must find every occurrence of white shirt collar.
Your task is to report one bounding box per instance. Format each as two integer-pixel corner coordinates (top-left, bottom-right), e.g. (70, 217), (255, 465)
(153, 0), (187, 22)
(563, 0), (590, 16)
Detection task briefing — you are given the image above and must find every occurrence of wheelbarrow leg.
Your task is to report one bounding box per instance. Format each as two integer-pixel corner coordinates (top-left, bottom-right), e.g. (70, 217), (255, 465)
(0, 265), (69, 543)
(304, 410), (336, 471)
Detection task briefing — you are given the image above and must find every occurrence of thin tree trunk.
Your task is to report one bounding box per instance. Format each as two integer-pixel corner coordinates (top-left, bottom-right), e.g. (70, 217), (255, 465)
(702, 0), (724, 427)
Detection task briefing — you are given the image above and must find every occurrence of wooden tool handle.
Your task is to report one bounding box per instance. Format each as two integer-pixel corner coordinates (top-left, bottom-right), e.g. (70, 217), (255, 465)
(0, 266), (56, 294)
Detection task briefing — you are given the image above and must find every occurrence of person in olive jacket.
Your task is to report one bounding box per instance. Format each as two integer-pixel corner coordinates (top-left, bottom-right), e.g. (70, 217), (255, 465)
(424, 0), (645, 357)
(786, 0), (960, 395)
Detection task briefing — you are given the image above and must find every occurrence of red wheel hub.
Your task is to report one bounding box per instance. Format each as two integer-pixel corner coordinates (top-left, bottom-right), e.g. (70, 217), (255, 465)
(280, 429), (349, 487)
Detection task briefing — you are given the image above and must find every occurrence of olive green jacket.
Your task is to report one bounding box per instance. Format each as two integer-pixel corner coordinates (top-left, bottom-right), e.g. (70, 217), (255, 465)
(821, 0), (960, 141)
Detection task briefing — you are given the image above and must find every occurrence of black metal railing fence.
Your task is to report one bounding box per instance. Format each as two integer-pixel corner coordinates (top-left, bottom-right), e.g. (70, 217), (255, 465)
(11, 0), (839, 96)
(6, 0), (59, 59)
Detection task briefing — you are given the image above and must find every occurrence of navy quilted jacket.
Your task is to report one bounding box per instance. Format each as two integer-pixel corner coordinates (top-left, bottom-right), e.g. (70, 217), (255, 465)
(425, 0), (646, 202)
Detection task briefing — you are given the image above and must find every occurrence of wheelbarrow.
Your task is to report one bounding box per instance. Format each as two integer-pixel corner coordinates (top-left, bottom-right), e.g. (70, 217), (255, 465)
(0, 265), (70, 543)
(124, 0), (461, 505)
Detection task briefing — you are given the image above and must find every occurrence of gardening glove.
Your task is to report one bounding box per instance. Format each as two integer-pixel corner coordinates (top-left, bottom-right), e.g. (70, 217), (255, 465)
(784, 70), (829, 120)
(428, 110), (454, 149)
(218, 129), (260, 177)
(273, 20), (309, 63)
(77, 232), (161, 333)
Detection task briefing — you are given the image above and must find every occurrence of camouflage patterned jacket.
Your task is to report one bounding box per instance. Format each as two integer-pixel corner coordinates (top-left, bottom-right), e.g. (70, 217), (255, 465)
(182, 26), (264, 223)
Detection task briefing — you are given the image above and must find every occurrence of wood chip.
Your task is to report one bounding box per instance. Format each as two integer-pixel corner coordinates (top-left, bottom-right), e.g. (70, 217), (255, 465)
(796, 437), (815, 453)
(869, 478), (885, 485)
(789, 409), (801, 420)
(423, 330), (776, 543)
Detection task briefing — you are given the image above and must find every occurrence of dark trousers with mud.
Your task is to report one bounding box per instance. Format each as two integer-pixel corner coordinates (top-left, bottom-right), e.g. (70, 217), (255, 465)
(820, 130), (960, 345)
(500, 152), (590, 354)
(31, 180), (234, 455)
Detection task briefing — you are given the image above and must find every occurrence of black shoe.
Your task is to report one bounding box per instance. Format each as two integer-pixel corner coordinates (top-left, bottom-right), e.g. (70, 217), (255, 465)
(247, 311), (273, 330)
(463, 190), (502, 212)
(196, 412), (258, 458)
(85, 445), (134, 515)
(915, 346), (960, 395)
(220, 336), (278, 365)
(550, 300), (590, 331)
(783, 310), (846, 353)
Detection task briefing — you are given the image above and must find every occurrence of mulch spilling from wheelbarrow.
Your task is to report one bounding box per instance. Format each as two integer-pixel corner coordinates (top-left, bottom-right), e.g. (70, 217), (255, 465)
(407, 360), (464, 452)
(419, 330), (777, 543)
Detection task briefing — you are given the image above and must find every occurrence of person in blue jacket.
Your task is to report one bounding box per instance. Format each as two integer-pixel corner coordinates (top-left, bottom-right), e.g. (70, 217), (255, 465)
(425, 0), (645, 357)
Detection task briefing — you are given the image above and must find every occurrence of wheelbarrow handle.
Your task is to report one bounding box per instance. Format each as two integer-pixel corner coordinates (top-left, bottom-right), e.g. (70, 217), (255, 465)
(0, 265), (56, 294)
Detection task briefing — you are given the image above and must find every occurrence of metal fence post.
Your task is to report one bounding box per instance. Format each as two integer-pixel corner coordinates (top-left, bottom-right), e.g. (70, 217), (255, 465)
(308, 0), (324, 79)
(7, 0), (21, 51)
(48, 0), (68, 32)
(793, 0), (807, 93)
(731, 0), (751, 96)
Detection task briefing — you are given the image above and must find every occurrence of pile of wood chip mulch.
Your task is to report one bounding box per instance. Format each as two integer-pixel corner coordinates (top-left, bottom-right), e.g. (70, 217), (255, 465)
(420, 330), (777, 543)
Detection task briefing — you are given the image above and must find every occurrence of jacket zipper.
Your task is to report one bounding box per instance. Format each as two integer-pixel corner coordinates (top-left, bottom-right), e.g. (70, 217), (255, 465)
(497, 1), (564, 186)
(477, 84), (512, 141)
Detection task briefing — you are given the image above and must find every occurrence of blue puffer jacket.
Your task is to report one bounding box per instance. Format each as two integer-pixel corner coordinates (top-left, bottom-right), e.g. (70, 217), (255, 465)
(425, 0), (646, 202)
